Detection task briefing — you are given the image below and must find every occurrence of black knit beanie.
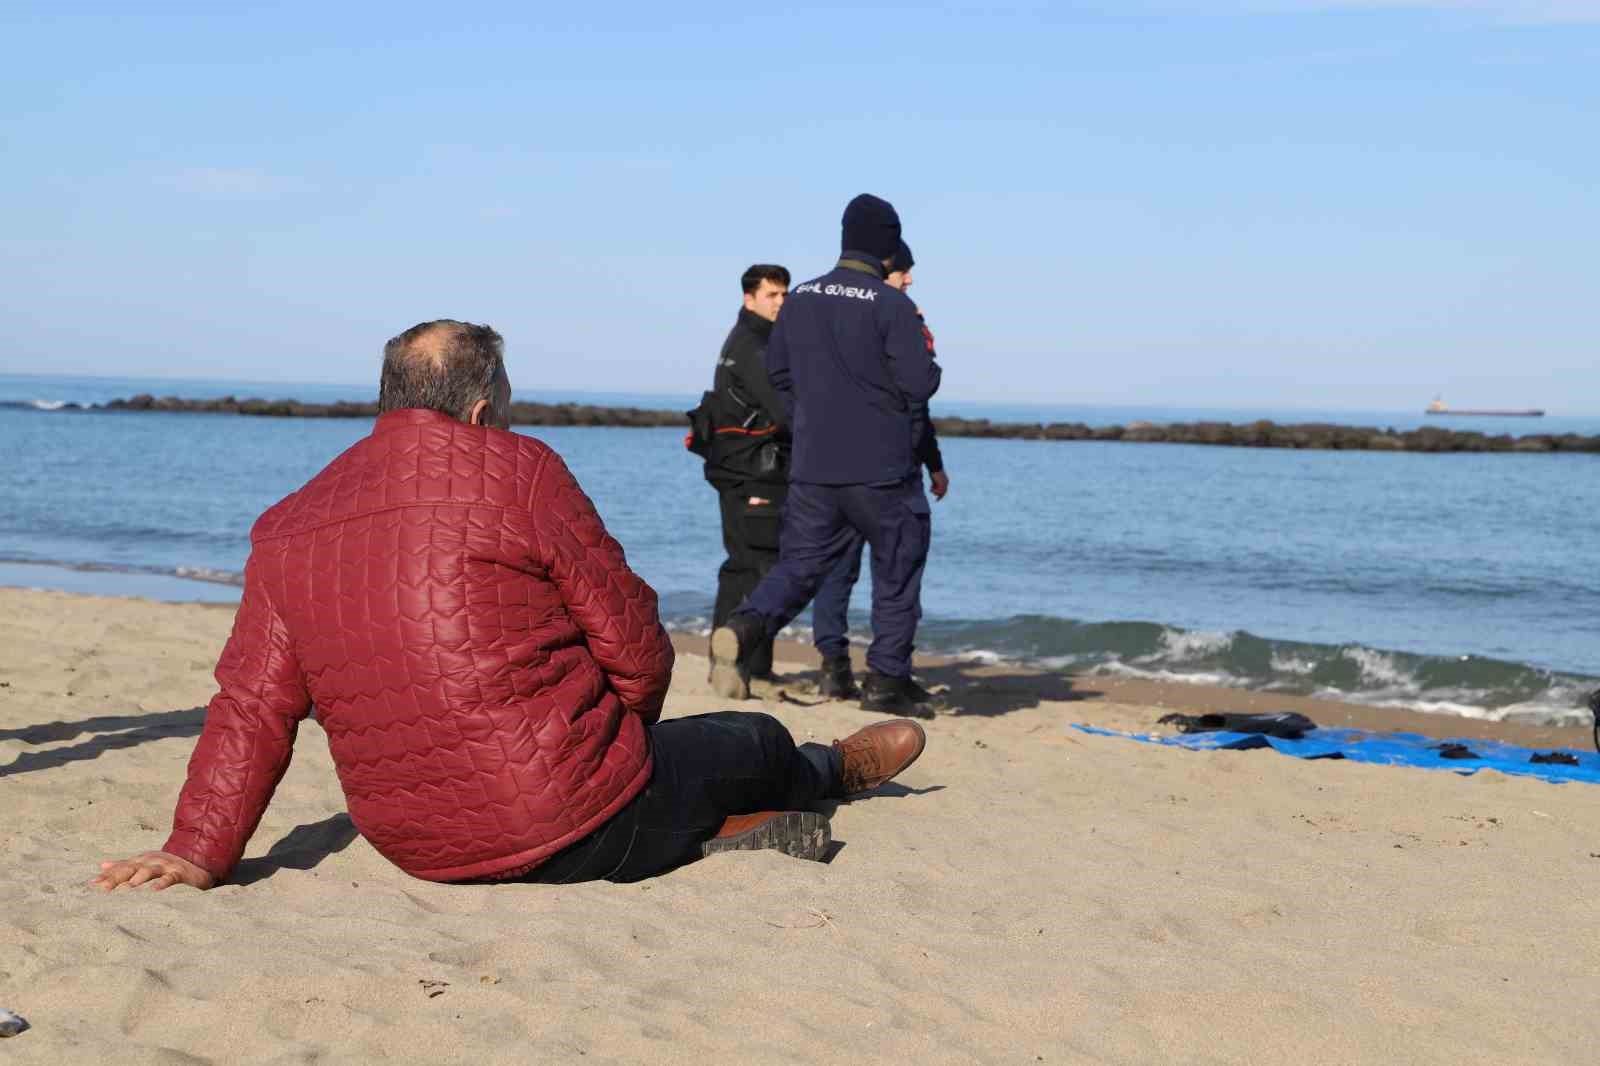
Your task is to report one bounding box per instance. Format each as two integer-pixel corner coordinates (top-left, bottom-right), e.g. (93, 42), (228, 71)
(840, 194), (902, 259)
(888, 240), (914, 275)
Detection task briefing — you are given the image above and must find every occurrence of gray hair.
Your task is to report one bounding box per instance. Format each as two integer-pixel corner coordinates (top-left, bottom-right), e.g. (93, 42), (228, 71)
(378, 320), (504, 421)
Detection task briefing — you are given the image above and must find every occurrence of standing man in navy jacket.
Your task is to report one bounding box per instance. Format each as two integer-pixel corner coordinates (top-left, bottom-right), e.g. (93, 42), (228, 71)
(711, 194), (942, 716)
(810, 239), (949, 702)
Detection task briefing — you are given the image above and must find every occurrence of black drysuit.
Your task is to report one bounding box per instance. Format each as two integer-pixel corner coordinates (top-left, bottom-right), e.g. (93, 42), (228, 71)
(704, 308), (791, 677)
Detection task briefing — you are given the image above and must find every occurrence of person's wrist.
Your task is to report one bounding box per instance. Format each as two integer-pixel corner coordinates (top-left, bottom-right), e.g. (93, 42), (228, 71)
(159, 846), (219, 886)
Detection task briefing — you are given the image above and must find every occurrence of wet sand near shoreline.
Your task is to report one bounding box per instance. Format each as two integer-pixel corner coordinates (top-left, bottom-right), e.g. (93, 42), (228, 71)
(5, 588), (1600, 1064)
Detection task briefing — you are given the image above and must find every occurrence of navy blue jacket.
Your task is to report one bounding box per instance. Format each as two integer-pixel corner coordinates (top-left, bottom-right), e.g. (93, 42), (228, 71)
(767, 255), (942, 485)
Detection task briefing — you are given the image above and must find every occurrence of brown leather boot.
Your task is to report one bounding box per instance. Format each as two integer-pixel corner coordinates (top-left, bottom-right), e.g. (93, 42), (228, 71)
(701, 811), (832, 861)
(833, 719), (927, 797)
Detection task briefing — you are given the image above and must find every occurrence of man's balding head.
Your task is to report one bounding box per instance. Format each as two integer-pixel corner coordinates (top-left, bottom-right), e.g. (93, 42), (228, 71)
(378, 320), (510, 427)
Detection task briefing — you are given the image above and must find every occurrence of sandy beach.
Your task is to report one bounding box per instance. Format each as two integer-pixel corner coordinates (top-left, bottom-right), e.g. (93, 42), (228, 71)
(4, 586), (1599, 1065)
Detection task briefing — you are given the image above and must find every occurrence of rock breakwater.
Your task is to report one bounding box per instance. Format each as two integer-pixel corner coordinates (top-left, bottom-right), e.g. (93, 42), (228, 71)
(72, 395), (1600, 453)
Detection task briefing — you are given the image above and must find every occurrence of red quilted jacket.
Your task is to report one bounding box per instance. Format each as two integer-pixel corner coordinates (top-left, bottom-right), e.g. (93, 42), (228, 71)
(161, 409), (674, 883)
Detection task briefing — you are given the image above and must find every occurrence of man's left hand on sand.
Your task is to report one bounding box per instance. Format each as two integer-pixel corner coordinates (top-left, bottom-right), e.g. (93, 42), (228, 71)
(91, 850), (215, 892)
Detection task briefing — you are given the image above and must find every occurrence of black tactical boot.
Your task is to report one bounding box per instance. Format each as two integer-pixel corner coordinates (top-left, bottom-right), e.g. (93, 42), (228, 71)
(709, 611), (767, 700)
(818, 656), (859, 700)
(859, 671), (935, 719)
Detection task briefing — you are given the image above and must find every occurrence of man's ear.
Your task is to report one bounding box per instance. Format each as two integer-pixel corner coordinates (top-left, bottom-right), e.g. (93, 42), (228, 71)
(468, 398), (490, 426)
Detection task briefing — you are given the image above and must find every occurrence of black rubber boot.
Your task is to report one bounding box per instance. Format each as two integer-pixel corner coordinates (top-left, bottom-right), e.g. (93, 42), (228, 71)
(818, 656), (859, 700)
(859, 671), (935, 719)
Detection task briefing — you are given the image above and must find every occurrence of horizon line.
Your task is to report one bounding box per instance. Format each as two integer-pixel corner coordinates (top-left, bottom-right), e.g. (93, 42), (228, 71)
(0, 370), (1587, 419)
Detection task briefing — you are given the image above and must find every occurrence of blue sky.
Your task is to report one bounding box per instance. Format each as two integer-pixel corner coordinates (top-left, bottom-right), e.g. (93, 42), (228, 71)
(2, 2), (1596, 411)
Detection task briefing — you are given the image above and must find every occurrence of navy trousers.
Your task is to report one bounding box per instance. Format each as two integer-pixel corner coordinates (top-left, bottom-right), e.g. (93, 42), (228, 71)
(812, 534), (865, 661)
(744, 478), (931, 678)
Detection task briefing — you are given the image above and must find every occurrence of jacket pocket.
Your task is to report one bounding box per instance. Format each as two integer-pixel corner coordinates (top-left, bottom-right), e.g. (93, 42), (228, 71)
(902, 482), (931, 518)
(899, 482), (932, 557)
(740, 495), (783, 552)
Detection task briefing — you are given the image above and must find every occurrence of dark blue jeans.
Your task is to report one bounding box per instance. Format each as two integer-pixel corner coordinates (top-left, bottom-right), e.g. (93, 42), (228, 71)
(503, 712), (842, 884)
(744, 478), (931, 678)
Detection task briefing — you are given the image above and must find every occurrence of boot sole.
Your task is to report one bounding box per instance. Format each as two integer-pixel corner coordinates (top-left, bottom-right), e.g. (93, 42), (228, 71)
(701, 811), (832, 861)
(859, 696), (936, 720)
(709, 626), (751, 700)
(818, 675), (860, 701)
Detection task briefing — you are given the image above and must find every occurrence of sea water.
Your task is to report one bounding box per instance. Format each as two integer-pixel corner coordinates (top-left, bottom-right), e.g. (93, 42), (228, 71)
(2, 373), (1595, 725)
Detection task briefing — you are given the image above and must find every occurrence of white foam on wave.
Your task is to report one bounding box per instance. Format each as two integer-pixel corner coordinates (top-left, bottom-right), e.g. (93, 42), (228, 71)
(1306, 687), (1592, 728)
(950, 648), (1008, 665)
(1269, 651), (1318, 675)
(1491, 701), (1594, 728)
(1340, 646), (1417, 690)
(654, 614), (1592, 729)
(1539, 681), (1593, 707)
(1093, 660), (1242, 689)
(1033, 652), (1103, 671)
(1140, 627), (1233, 664)
(667, 617), (813, 641)
(28, 399), (68, 411)
(1320, 691), (1500, 721)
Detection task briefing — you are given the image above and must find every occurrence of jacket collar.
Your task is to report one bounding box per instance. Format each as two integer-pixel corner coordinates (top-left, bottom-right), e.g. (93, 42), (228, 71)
(836, 251), (886, 279)
(736, 307), (774, 340)
(372, 408), (465, 435)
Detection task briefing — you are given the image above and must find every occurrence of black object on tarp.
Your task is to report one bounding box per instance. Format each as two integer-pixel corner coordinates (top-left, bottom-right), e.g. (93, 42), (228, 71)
(1432, 742), (1480, 760)
(1531, 751), (1580, 766)
(1155, 711), (1317, 739)
(1079, 723), (1600, 784)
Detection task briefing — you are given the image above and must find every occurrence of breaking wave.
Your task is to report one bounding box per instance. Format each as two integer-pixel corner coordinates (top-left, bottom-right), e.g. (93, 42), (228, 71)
(748, 613), (1598, 727)
(5, 561), (1591, 726)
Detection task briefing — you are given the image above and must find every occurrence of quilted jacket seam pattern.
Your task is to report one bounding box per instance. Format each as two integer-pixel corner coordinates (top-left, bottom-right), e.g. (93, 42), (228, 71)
(254, 498), (527, 544)
(163, 414), (667, 883)
(407, 747), (653, 882)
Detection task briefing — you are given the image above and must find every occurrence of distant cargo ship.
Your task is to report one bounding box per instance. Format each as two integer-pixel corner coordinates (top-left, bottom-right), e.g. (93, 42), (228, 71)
(1425, 396), (1544, 418)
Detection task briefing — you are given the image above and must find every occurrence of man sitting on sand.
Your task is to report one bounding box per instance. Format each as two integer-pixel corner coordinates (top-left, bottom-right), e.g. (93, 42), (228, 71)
(93, 320), (926, 891)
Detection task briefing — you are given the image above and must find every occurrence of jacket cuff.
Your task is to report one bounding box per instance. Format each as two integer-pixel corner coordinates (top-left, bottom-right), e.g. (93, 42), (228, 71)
(160, 832), (233, 884)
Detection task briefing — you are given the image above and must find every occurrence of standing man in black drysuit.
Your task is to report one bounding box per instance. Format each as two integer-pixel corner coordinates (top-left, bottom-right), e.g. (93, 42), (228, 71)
(702, 264), (792, 683)
(710, 195), (942, 717)
(810, 239), (949, 701)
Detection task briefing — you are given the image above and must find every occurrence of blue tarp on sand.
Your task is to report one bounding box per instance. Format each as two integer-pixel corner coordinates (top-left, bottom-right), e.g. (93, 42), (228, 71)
(1072, 724), (1600, 785)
